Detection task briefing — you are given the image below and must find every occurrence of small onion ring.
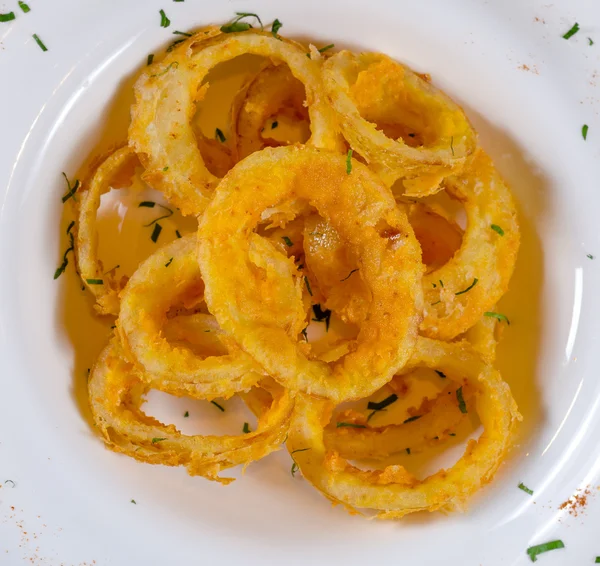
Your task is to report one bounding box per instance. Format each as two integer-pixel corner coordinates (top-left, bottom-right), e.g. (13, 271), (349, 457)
(118, 234), (264, 400)
(198, 145), (423, 403)
(89, 343), (293, 484)
(286, 337), (521, 518)
(129, 30), (343, 216)
(322, 51), (477, 194)
(77, 146), (137, 315)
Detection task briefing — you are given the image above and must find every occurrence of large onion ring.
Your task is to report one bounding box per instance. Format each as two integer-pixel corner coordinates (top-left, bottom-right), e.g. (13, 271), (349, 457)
(118, 234), (264, 400)
(77, 146), (137, 315)
(286, 337), (521, 518)
(322, 51), (477, 194)
(89, 343), (292, 484)
(198, 145), (423, 403)
(129, 30), (342, 215)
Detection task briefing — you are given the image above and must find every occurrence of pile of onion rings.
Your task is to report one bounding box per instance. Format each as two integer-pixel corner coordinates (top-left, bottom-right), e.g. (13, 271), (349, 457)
(61, 23), (521, 517)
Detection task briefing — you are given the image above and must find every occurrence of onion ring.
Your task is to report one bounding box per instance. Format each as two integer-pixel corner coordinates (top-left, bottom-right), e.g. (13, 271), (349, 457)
(198, 145), (423, 403)
(286, 337), (521, 518)
(130, 30), (343, 215)
(322, 51), (477, 194)
(89, 343), (292, 484)
(77, 146), (137, 315)
(118, 234), (264, 400)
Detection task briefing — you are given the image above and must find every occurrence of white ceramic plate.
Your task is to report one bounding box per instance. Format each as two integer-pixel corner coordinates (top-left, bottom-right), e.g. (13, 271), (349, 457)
(1, 0), (600, 564)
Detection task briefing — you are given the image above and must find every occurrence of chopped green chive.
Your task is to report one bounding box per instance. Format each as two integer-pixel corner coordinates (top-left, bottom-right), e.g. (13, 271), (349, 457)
(282, 236), (293, 247)
(220, 12), (263, 33)
(165, 257), (173, 267)
(491, 224), (504, 236)
(340, 268), (359, 282)
(450, 136), (455, 156)
(173, 30), (192, 37)
(0, 12), (16, 22)
(175, 229), (182, 239)
(526, 540), (564, 562)
(147, 53), (154, 65)
(166, 39), (185, 52)
(141, 201), (173, 227)
(18, 2), (30, 13)
(54, 222), (76, 279)
(211, 400), (225, 412)
(484, 311), (510, 325)
(215, 128), (226, 142)
(304, 276), (313, 296)
(151, 437), (167, 444)
(271, 120), (279, 129)
(271, 18), (283, 38)
(86, 279), (103, 285)
(367, 394), (398, 412)
(562, 22), (579, 40)
(301, 327), (308, 341)
(406, 448), (411, 455)
(61, 173), (80, 203)
(589, 37), (595, 46)
(587, 254), (595, 260)
(243, 422), (251, 434)
(456, 387), (467, 414)
(403, 415), (422, 424)
(435, 370), (446, 379)
(150, 223), (163, 243)
(431, 300), (442, 306)
(312, 304), (331, 331)
(439, 279), (444, 288)
(4, 480), (15, 487)
(518, 482), (534, 496)
(130, 499), (136, 504)
(346, 149), (353, 174)
(455, 278), (478, 295)
(318, 43), (334, 53)
(595, 558), (600, 564)
(159, 9), (171, 27)
(150, 61), (179, 78)
(449, 432), (456, 437)
(290, 448), (311, 476)
(336, 422), (367, 429)
(582, 124), (589, 140)
(183, 411), (189, 417)
(139, 201), (156, 208)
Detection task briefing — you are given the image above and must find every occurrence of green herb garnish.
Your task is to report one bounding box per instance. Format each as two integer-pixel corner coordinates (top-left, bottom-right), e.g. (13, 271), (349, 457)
(367, 394), (398, 412)
(271, 120), (279, 129)
(4, 480), (15, 487)
(184, 411), (189, 417)
(220, 12), (263, 33)
(336, 422), (367, 429)
(439, 279), (444, 288)
(562, 23), (579, 40)
(61, 173), (80, 203)
(18, 2), (30, 13)
(215, 128), (226, 142)
(456, 387), (467, 413)
(431, 300), (441, 306)
(159, 9), (171, 27)
(271, 18), (283, 38)
(173, 30), (192, 37)
(301, 327), (308, 341)
(435, 370), (446, 379)
(166, 39), (185, 52)
(131, 499), (136, 504)
(587, 254), (595, 259)
(150, 223), (163, 243)
(312, 304), (331, 331)
(290, 448), (310, 476)
(243, 422), (251, 434)
(150, 61), (179, 78)
(518, 482), (534, 496)
(450, 136), (455, 156)
(318, 44), (334, 53)
(165, 257), (173, 267)
(211, 400), (225, 412)
(86, 279), (103, 285)
(403, 415), (422, 424)
(282, 236), (293, 247)
(455, 278), (478, 295)
(147, 53), (154, 65)
(175, 229), (182, 239)
(0, 12), (16, 22)
(54, 221), (76, 279)
(589, 37), (595, 46)
(526, 540), (564, 562)
(340, 268), (359, 282)
(484, 311), (510, 325)
(304, 276), (313, 296)
(406, 448), (411, 455)
(582, 124), (589, 140)
(151, 437), (167, 444)
(346, 149), (353, 174)
(491, 224), (504, 236)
